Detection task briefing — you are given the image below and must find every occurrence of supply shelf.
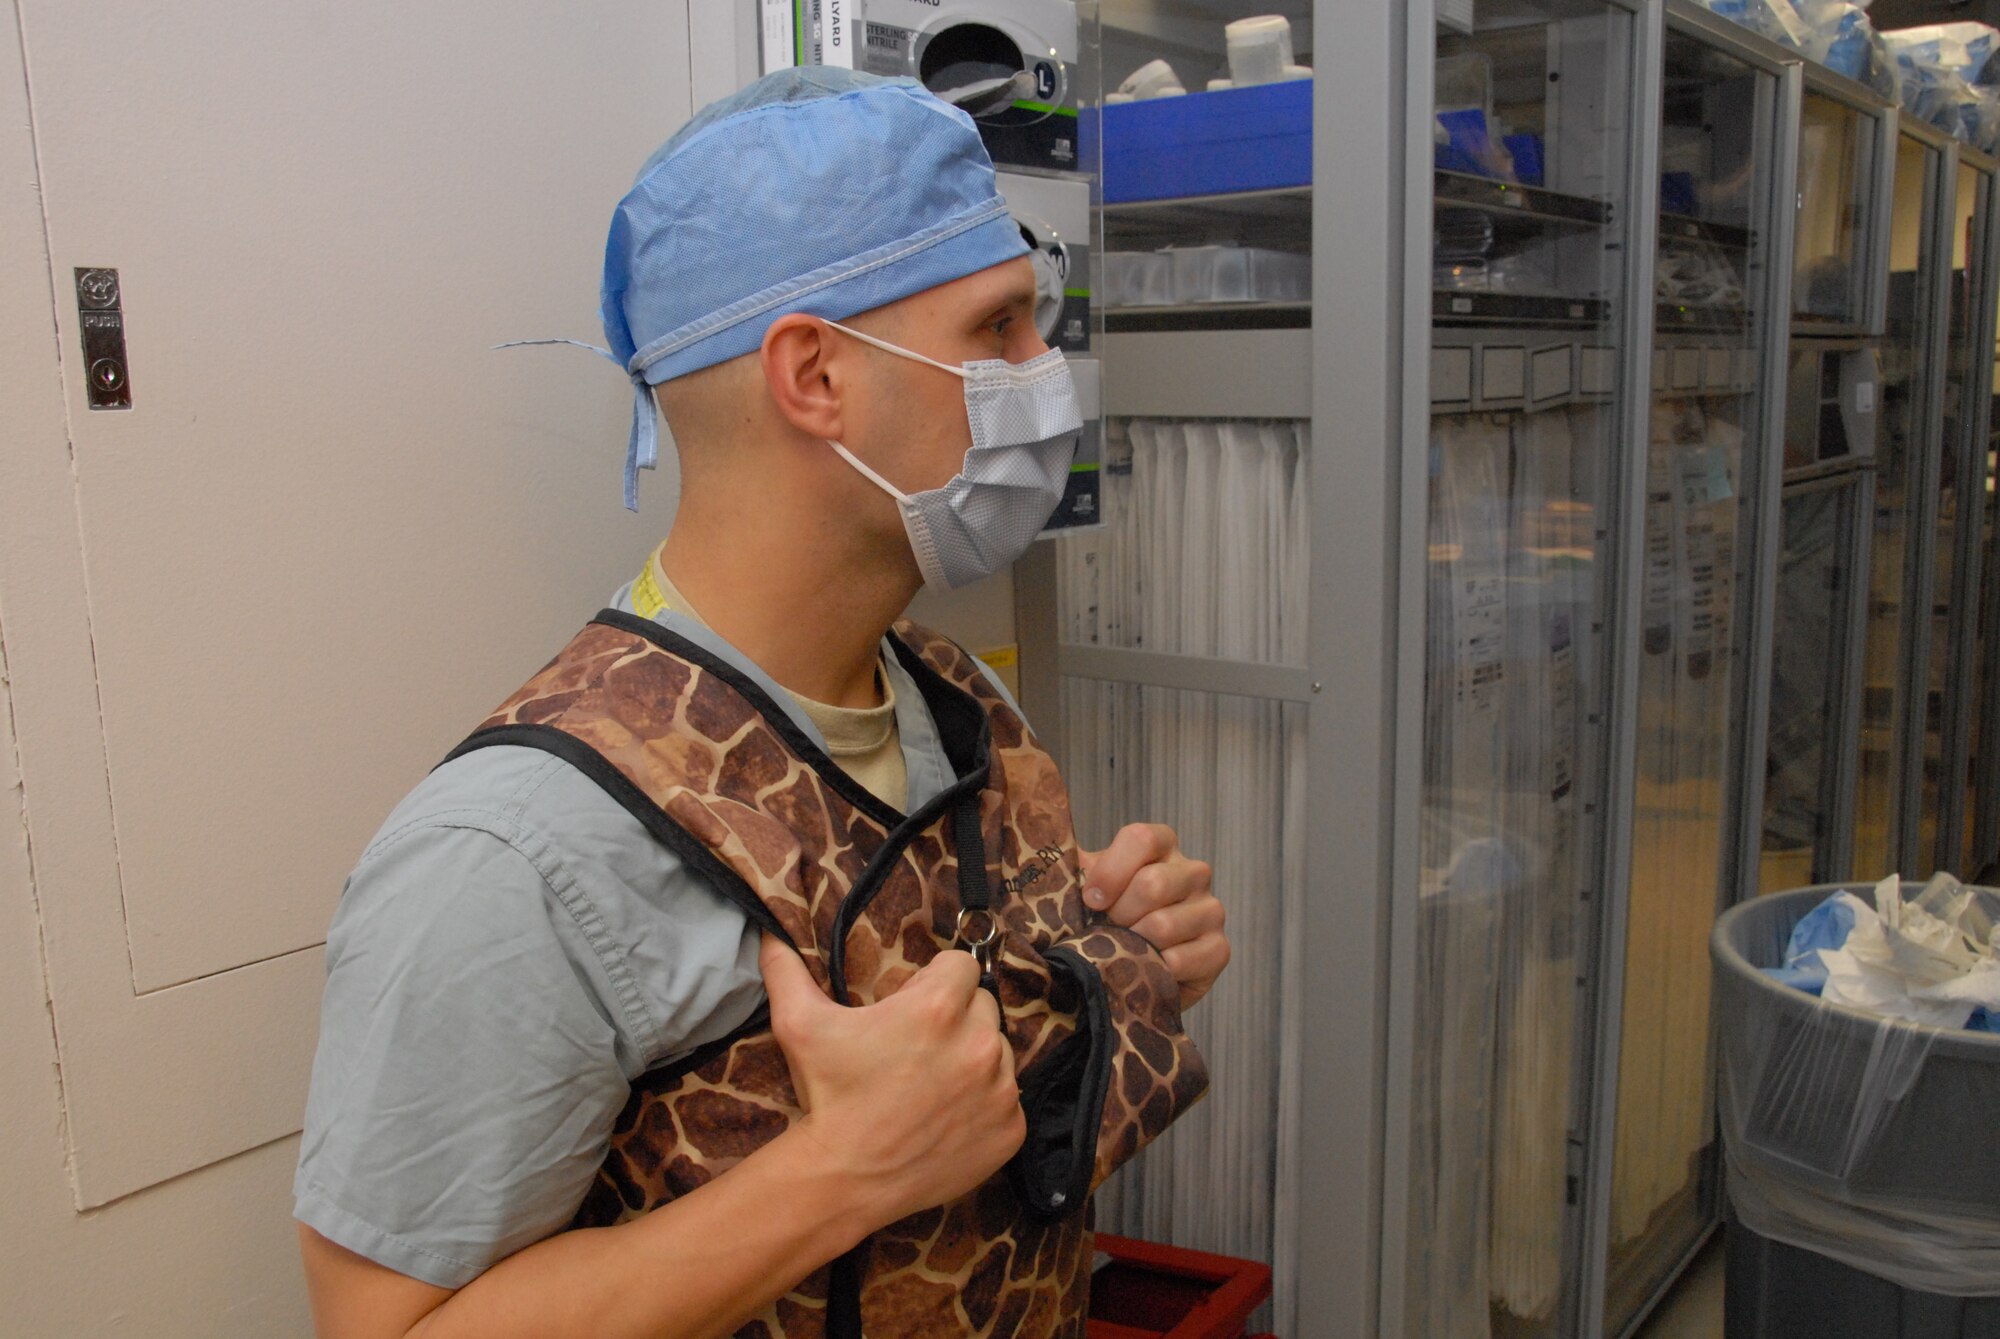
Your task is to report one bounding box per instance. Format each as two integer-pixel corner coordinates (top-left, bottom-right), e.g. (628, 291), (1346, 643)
(1655, 301), (1751, 332)
(1101, 186), (1312, 331)
(1659, 211), (1753, 250)
(1101, 186), (1311, 254)
(1104, 301), (1310, 333)
(1433, 291), (1610, 327)
(1434, 169), (1612, 229)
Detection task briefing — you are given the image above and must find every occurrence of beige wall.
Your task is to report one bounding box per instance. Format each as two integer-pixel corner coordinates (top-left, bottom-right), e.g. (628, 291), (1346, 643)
(0, 5), (1029, 1331)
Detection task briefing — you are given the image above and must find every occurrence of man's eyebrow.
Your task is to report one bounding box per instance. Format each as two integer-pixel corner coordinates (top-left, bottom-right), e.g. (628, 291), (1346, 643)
(989, 283), (1038, 317)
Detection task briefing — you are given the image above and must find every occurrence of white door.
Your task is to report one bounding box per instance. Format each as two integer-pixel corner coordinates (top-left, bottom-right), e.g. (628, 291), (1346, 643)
(0, 3), (726, 1329)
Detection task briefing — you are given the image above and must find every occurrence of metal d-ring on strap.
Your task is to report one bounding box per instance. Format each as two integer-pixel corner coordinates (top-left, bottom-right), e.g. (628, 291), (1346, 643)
(950, 793), (1001, 975)
(955, 906), (1003, 974)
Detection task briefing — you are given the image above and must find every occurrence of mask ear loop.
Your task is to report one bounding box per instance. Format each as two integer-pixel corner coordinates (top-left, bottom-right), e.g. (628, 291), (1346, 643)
(816, 319), (968, 502)
(815, 320), (969, 589)
(825, 438), (913, 502)
(824, 437), (951, 589)
(820, 320), (970, 380)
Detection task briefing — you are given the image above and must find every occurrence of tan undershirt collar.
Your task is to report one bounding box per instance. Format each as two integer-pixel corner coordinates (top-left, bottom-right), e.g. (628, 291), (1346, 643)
(646, 548), (899, 759)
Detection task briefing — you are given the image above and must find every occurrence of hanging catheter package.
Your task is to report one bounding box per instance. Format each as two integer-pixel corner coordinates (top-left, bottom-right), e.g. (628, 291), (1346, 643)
(1055, 417), (1310, 1334)
(1406, 406), (1599, 1334)
(1713, 881), (2000, 1297)
(1611, 400), (1744, 1251)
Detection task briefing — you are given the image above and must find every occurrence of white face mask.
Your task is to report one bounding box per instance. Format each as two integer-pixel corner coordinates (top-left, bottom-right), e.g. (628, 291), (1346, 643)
(821, 320), (1083, 591)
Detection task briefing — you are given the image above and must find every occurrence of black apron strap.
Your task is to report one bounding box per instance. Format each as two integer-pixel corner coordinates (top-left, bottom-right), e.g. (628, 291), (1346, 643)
(828, 1243), (866, 1339)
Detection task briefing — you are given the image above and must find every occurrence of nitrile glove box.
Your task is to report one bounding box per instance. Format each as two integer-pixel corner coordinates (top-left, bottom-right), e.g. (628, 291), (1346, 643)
(1085, 81), (1311, 204)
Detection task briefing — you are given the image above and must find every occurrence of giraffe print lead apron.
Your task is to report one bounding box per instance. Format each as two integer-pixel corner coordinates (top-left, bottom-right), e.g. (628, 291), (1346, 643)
(446, 609), (1209, 1337)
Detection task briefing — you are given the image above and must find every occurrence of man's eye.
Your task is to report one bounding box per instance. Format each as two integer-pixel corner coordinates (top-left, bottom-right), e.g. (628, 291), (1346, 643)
(990, 315), (1014, 337)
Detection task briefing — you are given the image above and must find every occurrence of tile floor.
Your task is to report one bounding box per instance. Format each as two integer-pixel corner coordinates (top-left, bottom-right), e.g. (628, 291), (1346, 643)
(1631, 1237), (1725, 1339)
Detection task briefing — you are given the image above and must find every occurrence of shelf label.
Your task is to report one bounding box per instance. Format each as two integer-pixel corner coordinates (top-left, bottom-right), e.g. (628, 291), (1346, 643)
(1549, 611), (1576, 804)
(760, 0), (797, 72)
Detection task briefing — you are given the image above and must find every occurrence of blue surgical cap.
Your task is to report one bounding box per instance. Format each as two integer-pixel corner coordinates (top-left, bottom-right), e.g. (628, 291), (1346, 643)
(580, 68), (1029, 509)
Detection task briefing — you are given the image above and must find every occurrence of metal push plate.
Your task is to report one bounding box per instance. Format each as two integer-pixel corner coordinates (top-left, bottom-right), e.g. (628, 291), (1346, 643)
(75, 267), (131, 409)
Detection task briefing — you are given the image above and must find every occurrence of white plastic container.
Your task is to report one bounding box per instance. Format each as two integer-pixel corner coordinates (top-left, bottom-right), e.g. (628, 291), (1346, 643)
(1225, 15), (1294, 88)
(1117, 58), (1187, 101)
(1168, 245), (1311, 303)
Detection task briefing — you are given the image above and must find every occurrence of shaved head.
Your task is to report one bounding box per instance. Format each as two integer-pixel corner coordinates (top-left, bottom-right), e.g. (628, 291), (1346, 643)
(656, 354), (762, 463)
(655, 300), (913, 470)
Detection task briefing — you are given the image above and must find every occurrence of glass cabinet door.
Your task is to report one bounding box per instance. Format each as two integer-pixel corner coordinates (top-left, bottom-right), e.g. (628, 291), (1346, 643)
(1764, 479), (1870, 889)
(1793, 91), (1878, 327)
(1969, 357), (2000, 874)
(1852, 134), (1945, 879)
(1411, 4), (1634, 1334)
(1602, 27), (1778, 1334)
(1763, 93), (1894, 892)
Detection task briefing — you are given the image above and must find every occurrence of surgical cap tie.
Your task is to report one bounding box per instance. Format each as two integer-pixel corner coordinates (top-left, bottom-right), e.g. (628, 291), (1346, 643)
(495, 339), (659, 511)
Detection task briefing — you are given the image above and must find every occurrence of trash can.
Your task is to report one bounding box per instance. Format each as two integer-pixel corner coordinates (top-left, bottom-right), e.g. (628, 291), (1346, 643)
(1711, 883), (2000, 1339)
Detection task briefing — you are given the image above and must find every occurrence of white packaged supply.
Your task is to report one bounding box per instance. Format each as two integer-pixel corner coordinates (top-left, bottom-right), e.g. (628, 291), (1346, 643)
(1101, 250), (1174, 307)
(1816, 874), (2000, 1030)
(1166, 245), (1311, 303)
(1225, 15), (1294, 87)
(1113, 57), (1187, 101)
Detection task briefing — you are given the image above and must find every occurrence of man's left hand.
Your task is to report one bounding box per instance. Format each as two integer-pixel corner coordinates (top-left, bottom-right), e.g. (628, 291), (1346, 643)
(1078, 823), (1229, 1011)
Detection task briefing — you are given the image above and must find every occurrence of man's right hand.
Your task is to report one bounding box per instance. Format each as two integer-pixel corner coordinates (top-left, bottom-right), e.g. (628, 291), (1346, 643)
(759, 934), (1025, 1226)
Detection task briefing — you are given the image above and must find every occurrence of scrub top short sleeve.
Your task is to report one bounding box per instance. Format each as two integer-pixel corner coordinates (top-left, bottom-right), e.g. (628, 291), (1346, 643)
(292, 746), (766, 1288)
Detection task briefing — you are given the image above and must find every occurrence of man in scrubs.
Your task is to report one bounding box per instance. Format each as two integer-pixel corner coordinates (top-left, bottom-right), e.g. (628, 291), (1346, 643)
(294, 68), (1229, 1338)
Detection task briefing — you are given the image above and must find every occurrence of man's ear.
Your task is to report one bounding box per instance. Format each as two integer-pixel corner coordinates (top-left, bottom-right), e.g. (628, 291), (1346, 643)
(761, 315), (850, 443)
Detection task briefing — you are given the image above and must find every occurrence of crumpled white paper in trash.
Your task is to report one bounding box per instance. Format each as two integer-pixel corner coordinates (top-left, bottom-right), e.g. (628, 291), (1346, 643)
(1818, 874), (2000, 1029)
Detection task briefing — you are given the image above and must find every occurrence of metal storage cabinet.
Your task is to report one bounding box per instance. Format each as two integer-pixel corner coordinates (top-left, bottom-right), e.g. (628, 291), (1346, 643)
(1590, 9), (1799, 1335)
(1403, 4), (1664, 1335)
(1757, 66), (1897, 893)
(1063, 7), (1315, 1332)
(1280, 2), (1673, 1335)
(1928, 148), (2000, 879)
(1838, 123), (2000, 886)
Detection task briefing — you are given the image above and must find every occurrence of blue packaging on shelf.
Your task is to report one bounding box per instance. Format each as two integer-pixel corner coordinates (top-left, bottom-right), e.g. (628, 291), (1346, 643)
(1660, 171), (1698, 217)
(1503, 133), (1545, 186)
(1085, 80), (1310, 203)
(1435, 108), (1504, 177)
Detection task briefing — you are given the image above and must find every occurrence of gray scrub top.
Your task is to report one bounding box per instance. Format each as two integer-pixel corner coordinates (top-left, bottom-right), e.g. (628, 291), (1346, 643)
(292, 580), (1020, 1289)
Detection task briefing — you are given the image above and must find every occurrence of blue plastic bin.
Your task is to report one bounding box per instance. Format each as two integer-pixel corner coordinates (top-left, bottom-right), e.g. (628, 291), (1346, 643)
(1086, 81), (1310, 204)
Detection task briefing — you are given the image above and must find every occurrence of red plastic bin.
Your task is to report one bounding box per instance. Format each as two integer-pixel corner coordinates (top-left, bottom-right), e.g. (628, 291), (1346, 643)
(1086, 1233), (1275, 1339)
